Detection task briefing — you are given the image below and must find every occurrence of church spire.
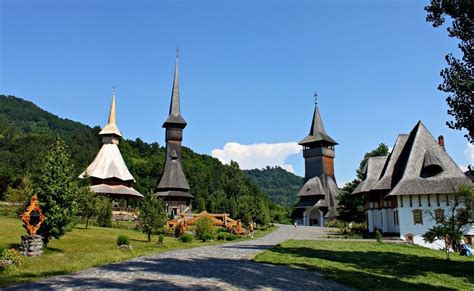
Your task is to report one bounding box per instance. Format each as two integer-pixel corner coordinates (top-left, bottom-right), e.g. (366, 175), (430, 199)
(99, 91), (123, 140)
(298, 94), (337, 146)
(163, 48), (187, 128)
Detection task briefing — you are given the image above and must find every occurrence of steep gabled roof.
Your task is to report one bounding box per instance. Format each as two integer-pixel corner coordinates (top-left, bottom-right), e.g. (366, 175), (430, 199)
(99, 94), (123, 137)
(299, 103), (337, 146)
(156, 151), (190, 192)
(163, 57), (187, 127)
(80, 143), (135, 182)
(353, 156), (388, 194)
(371, 134), (409, 191)
(387, 121), (472, 196)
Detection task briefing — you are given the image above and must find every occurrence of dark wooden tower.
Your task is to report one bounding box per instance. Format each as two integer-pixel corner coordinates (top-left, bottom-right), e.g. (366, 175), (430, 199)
(298, 98), (338, 182)
(154, 54), (194, 215)
(293, 96), (339, 226)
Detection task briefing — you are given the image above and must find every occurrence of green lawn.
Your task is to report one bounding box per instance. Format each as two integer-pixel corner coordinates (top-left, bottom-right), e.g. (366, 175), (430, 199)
(0, 217), (275, 287)
(253, 240), (474, 290)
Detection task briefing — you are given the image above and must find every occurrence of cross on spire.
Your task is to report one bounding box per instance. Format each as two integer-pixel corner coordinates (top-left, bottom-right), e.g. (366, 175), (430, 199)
(112, 85), (118, 96)
(314, 92), (318, 105)
(176, 46), (180, 59)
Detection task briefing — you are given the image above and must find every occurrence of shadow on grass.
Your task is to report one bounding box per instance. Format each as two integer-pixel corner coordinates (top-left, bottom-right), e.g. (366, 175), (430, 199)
(264, 245), (474, 289)
(5, 254), (445, 290)
(1, 271), (68, 289)
(44, 247), (63, 254)
(130, 238), (149, 243)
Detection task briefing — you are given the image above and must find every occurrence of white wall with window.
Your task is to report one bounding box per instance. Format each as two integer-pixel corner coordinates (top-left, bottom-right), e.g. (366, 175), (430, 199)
(397, 194), (473, 250)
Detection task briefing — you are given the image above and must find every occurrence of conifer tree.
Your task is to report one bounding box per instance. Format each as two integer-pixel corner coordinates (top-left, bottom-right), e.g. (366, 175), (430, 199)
(32, 137), (78, 246)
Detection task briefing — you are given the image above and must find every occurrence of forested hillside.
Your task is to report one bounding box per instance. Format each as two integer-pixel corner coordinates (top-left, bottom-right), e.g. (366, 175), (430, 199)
(244, 166), (303, 207)
(0, 95), (289, 224)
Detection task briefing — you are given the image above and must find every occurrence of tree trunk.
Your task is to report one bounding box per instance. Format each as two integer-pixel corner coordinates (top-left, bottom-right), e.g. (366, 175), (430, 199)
(86, 218), (89, 229)
(148, 233), (151, 242)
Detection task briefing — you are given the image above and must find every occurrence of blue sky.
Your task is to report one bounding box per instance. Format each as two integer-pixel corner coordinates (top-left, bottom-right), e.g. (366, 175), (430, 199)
(1, 0), (472, 184)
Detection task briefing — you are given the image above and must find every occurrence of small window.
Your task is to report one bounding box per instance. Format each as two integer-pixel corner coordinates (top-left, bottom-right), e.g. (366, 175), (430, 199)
(413, 209), (423, 225)
(434, 209), (444, 223)
(393, 210), (399, 225)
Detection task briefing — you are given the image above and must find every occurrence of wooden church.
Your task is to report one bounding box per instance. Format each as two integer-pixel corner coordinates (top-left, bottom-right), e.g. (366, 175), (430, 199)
(80, 93), (143, 209)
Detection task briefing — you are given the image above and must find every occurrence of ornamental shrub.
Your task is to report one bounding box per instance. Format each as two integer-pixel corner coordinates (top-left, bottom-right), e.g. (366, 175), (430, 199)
(180, 233), (193, 243)
(96, 196), (112, 228)
(117, 235), (130, 246)
(201, 233), (214, 242)
(195, 216), (214, 241)
(0, 248), (22, 270)
(226, 234), (239, 241)
(217, 233), (227, 241)
(158, 234), (165, 245)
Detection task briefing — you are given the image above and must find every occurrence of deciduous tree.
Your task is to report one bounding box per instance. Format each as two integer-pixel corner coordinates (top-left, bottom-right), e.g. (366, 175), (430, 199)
(425, 1), (474, 142)
(138, 192), (167, 242)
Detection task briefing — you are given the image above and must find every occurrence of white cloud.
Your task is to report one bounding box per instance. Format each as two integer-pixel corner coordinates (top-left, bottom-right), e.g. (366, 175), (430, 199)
(211, 142), (301, 173)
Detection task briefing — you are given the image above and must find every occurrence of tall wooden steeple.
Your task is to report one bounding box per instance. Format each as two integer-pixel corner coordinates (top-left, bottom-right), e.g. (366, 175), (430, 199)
(155, 53), (193, 215)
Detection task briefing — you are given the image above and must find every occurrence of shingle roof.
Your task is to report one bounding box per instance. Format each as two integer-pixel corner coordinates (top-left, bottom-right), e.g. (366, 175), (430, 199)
(371, 134), (409, 191)
(80, 143), (135, 182)
(99, 94), (123, 137)
(91, 184), (143, 198)
(297, 176), (326, 197)
(352, 121), (472, 197)
(387, 121), (472, 196)
(353, 156), (388, 194)
(296, 175), (339, 211)
(163, 57), (187, 127)
(156, 152), (190, 192)
(155, 190), (194, 199)
(299, 103), (337, 146)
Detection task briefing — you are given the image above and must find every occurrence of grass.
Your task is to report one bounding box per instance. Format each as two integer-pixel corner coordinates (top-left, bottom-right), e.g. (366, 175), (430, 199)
(0, 217), (276, 287)
(0, 204), (19, 218)
(253, 240), (474, 290)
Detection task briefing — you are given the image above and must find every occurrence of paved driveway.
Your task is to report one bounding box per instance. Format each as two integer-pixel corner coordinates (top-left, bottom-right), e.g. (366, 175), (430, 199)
(10, 224), (351, 290)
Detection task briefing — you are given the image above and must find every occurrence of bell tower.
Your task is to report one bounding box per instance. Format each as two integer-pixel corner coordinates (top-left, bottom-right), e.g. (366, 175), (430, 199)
(298, 94), (338, 182)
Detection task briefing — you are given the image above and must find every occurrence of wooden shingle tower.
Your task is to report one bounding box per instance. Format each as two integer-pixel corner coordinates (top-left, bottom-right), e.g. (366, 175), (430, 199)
(293, 95), (340, 226)
(154, 53), (193, 215)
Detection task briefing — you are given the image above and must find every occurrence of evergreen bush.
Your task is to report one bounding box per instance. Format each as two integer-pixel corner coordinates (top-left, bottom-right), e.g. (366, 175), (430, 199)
(217, 233), (227, 240)
(195, 216), (214, 241)
(180, 233), (193, 243)
(226, 234), (239, 241)
(158, 234), (164, 245)
(116, 235), (130, 246)
(96, 197), (112, 227)
(201, 233), (214, 242)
